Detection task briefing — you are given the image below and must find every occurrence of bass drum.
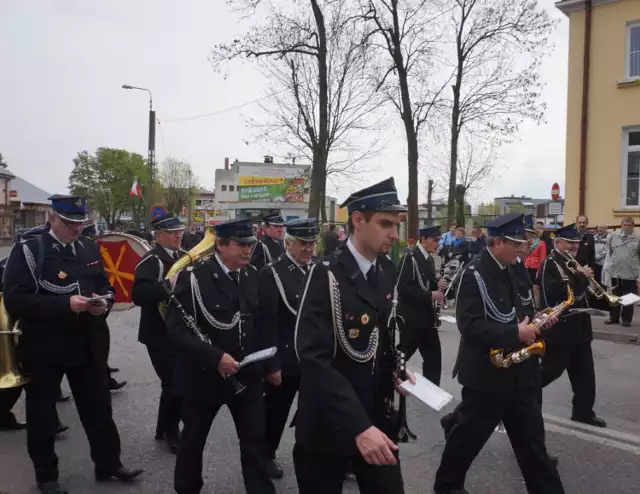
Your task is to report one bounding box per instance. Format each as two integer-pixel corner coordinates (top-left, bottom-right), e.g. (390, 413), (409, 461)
(96, 233), (152, 311)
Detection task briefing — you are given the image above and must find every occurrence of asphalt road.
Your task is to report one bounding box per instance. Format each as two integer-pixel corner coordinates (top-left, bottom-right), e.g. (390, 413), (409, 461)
(1, 308), (639, 494)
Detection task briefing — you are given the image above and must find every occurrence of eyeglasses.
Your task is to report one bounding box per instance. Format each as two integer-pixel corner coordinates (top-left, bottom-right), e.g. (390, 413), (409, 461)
(60, 217), (86, 227)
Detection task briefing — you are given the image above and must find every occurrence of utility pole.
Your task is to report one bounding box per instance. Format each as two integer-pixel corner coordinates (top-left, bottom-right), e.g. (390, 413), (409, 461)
(426, 179), (434, 225)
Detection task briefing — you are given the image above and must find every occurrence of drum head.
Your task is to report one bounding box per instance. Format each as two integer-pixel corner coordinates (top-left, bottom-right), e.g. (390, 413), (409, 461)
(96, 233), (151, 310)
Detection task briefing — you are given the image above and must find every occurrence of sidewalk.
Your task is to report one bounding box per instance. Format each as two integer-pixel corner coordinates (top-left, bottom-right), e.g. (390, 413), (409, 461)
(591, 312), (640, 345)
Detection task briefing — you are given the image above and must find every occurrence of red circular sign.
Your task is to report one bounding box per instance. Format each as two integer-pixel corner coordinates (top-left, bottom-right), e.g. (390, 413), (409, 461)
(551, 183), (560, 201)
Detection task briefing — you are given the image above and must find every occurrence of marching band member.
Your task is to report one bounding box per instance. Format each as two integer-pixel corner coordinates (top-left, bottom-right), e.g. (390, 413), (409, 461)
(294, 178), (409, 494)
(132, 211), (186, 453)
(538, 223), (607, 427)
(167, 218), (275, 494)
(396, 225), (447, 385)
(433, 213), (564, 494)
(258, 217), (318, 479)
(3, 195), (143, 494)
(250, 212), (285, 271)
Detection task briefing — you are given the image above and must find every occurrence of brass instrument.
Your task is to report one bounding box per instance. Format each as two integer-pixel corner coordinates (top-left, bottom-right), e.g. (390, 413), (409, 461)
(0, 296), (31, 389)
(490, 286), (574, 369)
(561, 251), (620, 305)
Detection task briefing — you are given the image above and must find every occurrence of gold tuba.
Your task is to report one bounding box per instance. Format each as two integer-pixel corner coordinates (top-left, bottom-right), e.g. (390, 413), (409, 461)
(561, 251), (620, 305)
(158, 227), (217, 320)
(490, 286), (574, 369)
(0, 296), (31, 389)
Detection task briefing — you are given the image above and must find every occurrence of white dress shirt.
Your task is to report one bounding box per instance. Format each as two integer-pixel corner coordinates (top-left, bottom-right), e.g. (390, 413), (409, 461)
(346, 238), (376, 278)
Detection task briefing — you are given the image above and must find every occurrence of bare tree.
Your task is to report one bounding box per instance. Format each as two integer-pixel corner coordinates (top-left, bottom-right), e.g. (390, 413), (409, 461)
(444, 0), (556, 224)
(213, 0), (375, 220)
(159, 157), (198, 215)
(358, 0), (450, 236)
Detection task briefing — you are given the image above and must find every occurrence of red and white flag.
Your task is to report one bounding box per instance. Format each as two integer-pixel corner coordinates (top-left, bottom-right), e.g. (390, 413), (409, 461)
(129, 178), (142, 197)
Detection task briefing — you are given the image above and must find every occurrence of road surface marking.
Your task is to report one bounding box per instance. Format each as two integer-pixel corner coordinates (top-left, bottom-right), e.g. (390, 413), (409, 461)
(545, 423), (640, 455)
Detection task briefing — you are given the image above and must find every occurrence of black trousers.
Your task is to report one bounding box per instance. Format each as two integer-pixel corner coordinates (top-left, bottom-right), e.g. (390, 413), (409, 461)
(401, 325), (442, 386)
(609, 278), (636, 324)
(174, 381), (274, 494)
(434, 386), (564, 494)
(541, 340), (597, 419)
(146, 342), (182, 436)
(264, 374), (299, 458)
(0, 386), (23, 424)
(25, 361), (122, 483)
(293, 443), (404, 494)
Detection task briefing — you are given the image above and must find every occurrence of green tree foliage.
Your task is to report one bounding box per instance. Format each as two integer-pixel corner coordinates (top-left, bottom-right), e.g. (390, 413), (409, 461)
(69, 147), (149, 229)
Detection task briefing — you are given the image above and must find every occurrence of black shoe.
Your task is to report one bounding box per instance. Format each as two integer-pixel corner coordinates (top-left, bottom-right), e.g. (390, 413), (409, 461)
(56, 394), (70, 403)
(604, 319), (619, 325)
(0, 418), (27, 431)
(621, 322), (631, 328)
(95, 466), (144, 482)
(108, 366), (120, 373)
(266, 458), (283, 479)
(37, 481), (68, 494)
(109, 378), (127, 391)
(55, 424), (69, 435)
(165, 432), (181, 454)
(434, 490), (470, 494)
(571, 415), (607, 428)
(154, 431), (164, 440)
(440, 414), (454, 440)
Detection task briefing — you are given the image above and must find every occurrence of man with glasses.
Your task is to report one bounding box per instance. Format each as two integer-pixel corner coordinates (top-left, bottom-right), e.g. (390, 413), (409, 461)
(434, 213), (564, 494)
(258, 217), (318, 479)
(132, 211), (187, 453)
(3, 195), (143, 494)
(250, 212), (285, 271)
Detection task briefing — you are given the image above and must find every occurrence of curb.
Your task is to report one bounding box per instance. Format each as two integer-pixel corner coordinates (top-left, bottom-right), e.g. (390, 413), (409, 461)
(593, 329), (640, 346)
(543, 413), (640, 449)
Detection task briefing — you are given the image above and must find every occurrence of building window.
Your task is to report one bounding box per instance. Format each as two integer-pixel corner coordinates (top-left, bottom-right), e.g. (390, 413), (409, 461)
(624, 129), (640, 206)
(229, 185), (235, 192)
(221, 185), (227, 192)
(627, 23), (640, 78)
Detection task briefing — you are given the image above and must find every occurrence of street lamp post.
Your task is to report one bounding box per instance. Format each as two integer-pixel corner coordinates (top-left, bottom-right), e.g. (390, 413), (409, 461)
(122, 84), (155, 228)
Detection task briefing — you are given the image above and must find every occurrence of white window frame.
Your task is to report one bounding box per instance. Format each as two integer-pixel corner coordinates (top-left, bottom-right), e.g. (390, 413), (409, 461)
(620, 127), (640, 208)
(626, 22), (640, 79)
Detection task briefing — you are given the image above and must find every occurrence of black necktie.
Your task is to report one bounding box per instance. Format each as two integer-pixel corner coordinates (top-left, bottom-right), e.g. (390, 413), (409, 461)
(173, 251), (179, 261)
(62, 244), (74, 258)
(229, 271), (240, 284)
(367, 264), (377, 291)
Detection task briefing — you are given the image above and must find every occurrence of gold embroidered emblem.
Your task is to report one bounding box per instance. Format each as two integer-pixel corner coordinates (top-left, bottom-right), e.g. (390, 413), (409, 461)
(361, 313), (370, 325)
(348, 328), (360, 339)
(58, 271), (67, 280)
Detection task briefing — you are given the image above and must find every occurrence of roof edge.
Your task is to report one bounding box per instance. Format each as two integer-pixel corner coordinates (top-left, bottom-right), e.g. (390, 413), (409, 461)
(556, 0), (622, 16)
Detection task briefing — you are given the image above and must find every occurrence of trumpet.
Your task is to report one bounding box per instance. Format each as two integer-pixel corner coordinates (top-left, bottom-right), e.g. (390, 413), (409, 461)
(561, 251), (620, 305)
(489, 286), (574, 369)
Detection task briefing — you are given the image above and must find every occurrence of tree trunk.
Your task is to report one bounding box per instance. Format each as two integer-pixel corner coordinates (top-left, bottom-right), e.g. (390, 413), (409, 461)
(448, 52), (464, 226)
(455, 184), (466, 227)
(307, 0), (329, 220)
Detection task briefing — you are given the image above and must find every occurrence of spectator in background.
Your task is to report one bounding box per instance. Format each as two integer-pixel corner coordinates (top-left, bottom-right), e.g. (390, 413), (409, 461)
(576, 215), (596, 268)
(405, 236), (416, 254)
(536, 220), (555, 254)
(320, 222), (340, 256)
(525, 222), (547, 306)
(593, 224), (609, 286)
(449, 227), (470, 264)
(438, 223), (457, 257)
(605, 217), (640, 327)
(468, 226), (486, 259)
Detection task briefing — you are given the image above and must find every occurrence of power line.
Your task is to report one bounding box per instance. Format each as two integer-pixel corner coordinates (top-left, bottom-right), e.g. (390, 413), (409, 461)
(159, 89), (287, 123)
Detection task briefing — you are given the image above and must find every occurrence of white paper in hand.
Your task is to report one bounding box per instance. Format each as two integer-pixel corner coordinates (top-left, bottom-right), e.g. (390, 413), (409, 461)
(238, 347), (278, 369)
(618, 293), (640, 306)
(399, 374), (453, 412)
(439, 315), (457, 324)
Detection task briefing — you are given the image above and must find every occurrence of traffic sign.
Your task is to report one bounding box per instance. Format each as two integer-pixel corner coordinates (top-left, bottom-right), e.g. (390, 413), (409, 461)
(150, 205), (168, 219)
(551, 183), (560, 201)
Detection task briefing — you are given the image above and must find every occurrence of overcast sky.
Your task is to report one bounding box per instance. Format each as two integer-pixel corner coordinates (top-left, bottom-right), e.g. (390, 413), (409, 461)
(0, 0), (569, 205)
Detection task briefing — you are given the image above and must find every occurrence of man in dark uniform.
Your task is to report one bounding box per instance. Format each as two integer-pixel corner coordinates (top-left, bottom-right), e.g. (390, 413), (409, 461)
(396, 225), (447, 385)
(258, 217), (318, 479)
(250, 212), (284, 271)
(538, 224), (607, 427)
(132, 211), (186, 453)
(294, 178), (410, 494)
(3, 195), (143, 494)
(167, 218), (275, 494)
(433, 213), (564, 494)
(575, 215), (595, 268)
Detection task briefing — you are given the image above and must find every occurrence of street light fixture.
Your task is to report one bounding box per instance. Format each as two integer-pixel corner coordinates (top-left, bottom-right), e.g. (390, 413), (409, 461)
(122, 84), (155, 227)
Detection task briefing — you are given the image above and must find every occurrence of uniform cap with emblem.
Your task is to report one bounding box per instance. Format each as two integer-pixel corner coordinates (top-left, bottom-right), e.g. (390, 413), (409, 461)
(285, 217), (318, 242)
(263, 212), (284, 226)
(48, 194), (88, 223)
(418, 225), (441, 239)
(485, 213), (527, 243)
(150, 211), (185, 232)
(340, 177), (408, 214)
(214, 218), (257, 244)
(554, 223), (581, 242)
(524, 214), (536, 233)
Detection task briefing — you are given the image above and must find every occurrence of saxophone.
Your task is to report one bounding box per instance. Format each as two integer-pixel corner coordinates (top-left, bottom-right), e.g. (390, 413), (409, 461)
(489, 285), (574, 369)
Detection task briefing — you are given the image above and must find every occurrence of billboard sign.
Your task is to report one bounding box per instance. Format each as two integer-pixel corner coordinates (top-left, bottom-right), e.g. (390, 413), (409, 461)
(237, 166), (307, 203)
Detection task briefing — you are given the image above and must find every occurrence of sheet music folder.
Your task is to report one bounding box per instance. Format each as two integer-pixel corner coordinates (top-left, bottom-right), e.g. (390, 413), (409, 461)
(238, 347), (278, 369)
(399, 374), (454, 412)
